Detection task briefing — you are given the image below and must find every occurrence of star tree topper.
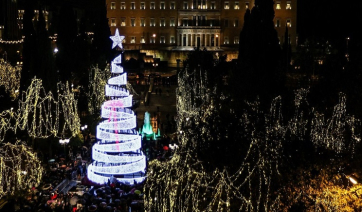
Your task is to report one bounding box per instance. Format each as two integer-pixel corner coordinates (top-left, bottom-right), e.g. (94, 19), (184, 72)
(110, 28), (125, 49)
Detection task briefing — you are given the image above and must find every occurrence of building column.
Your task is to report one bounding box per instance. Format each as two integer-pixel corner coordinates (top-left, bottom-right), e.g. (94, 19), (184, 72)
(191, 33), (193, 47)
(186, 34), (189, 46)
(177, 33), (180, 46)
(218, 34), (220, 47)
(204, 34), (207, 46)
(182, 34), (184, 46)
(200, 34), (203, 47)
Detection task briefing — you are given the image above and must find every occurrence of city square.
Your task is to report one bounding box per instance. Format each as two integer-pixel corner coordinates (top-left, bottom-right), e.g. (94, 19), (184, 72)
(1, 0), (362, 211)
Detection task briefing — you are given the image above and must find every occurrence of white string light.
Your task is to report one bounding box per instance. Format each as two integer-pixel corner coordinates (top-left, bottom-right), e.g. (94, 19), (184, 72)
(97, 117), (136, 130)
(87, 65), (111, 115)
(144, 63), (362, 211)
(92, 138), (141, 152)
(0, 39), (24, 44)
(88, 158), (146, 175)
(92, 150), (145, 163)
(111, 62), (124, 73)
(0, 78), (80, 141)
(105, 85), (130, 97)
(87, 171), (145, 185)
(112, 54), (123, 64)
(0, 59), (21, 99)
(0, 142), (43, 199)
(108, 73), (127, 86)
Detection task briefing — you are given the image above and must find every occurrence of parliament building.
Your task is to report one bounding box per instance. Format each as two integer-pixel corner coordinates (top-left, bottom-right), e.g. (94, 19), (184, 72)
(106, 0), (297, 65)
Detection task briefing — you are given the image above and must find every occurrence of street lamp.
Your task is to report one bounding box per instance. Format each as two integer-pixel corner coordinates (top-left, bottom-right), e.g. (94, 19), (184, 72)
(152, 33), (156, 44)
(81, 124), (87, 131)
(349, 175), (358, 185)
(59, 138), (70, 159)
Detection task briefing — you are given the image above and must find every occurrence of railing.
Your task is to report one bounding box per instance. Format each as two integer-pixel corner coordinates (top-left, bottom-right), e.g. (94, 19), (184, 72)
(179, 20), (221, 27)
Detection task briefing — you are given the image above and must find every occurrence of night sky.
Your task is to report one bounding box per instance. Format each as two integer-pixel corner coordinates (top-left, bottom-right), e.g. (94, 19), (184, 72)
(297, 0), (362, 46)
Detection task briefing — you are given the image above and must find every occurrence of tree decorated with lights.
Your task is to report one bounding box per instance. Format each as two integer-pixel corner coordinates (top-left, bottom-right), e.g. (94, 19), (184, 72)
(0, 59), (21, 100)
(87, 65), (111, 116)
(0, 78), (80, 143)
(87, 29), (146, 185)
(144, 48), (362, 211)
(0, 142), (43, 199)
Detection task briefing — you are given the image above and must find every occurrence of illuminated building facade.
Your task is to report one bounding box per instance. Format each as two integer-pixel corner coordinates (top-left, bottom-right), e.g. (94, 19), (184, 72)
(106, 0), (297, 64)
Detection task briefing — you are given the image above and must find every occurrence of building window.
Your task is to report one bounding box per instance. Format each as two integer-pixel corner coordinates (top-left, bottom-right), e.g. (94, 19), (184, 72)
(209, 19), (215, 26)
(182, 18), (188, 26)
(160, 2), (165, 9)
(131, 2), (135, 9)
(234, 1), (239, 9)
(150, 18), (155, 27)
(111, 2), (116, 10)
(275, 19), (280, 27)
(140, 2), (145, 9)
(211, 1), (216, 9)
(111, 18), (116, 26)
(224, 1), (229, 9)
(131, 18), (135, 27)
(150, 36), (156, 43)
(286, 19), (291, 27)
(170, 2), (175, 9)
(160, 36), (165, 43)
(224, 19), (229, 27)
(245, 2), (249, 9)
(170, 18), (175, 26)
(150, 2), (155, 9)
(141, 18), (145, 27)
(234, 19), (239, 27)
(18, 10), (24, 20)
(224, 36), (229, 44)
(170, 36), (175, 43)
(234, 36), (239, 44)
(160, 18), (165, 27)
(276, 2), (281, 9)
(141, 36), (145, 43)
(121, 2), (125, 9)
(286, 1), (291, 9)
(121, 17), (126, 26)
(183, 1), (188, 9)
(131, 36), (136, 43)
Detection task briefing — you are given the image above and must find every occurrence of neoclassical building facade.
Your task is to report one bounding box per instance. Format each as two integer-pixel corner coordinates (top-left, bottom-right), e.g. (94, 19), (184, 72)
(106, 0), (297, 65)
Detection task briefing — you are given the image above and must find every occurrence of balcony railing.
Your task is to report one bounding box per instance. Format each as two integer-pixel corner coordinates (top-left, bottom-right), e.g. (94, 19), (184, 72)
(179, 20), (221, 28)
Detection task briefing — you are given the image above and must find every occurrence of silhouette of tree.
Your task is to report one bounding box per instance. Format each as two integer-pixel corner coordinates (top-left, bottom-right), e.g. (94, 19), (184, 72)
(56, 3), (78, 83)
(21, 0), (36, 91)
(21, 2), (56, 92)
(91, 0), (112, 69)
(281, 25), (292, 73)
(74, 17), (91, 87)
(235, 0), (282, 102)
(33, 8), (56, 92)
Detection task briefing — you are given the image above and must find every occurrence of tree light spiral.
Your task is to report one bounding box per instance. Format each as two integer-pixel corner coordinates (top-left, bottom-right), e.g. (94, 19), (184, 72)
(87, 29), (146, 185)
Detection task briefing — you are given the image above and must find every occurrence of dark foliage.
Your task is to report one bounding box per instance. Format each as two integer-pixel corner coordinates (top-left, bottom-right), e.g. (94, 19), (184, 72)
(235, 0), (282, 103)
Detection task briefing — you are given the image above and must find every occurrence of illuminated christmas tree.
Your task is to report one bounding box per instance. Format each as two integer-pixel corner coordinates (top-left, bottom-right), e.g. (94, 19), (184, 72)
(87, 29), (146, 185)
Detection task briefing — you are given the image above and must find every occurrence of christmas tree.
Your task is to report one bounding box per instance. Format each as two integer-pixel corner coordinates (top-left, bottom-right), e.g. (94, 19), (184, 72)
(87, 29), (146, 185)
